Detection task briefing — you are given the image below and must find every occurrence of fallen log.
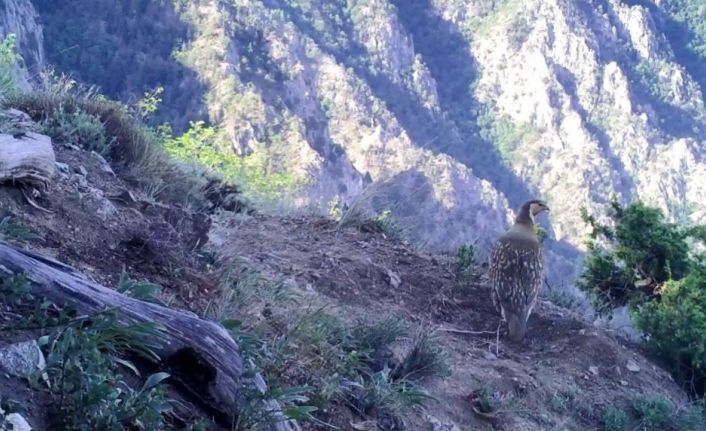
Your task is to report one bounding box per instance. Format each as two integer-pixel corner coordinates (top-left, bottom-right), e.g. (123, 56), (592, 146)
(0, 132), (56, 188)
(0, 243), (293, 431)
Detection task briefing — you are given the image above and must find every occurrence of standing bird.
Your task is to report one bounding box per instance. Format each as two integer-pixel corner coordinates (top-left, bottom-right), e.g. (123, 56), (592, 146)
(489, 199), (550, 343)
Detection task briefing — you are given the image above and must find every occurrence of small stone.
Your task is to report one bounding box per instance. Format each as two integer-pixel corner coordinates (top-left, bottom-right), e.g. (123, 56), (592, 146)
(589, 366), (599, 375)
(0, 340), (46, 379)
(4, 413), (32, 431)
(620, 380), (629, 386)
(54, 162), (70, 174)
(70, 174), (88, 189)
(75, 165), (88, 177)
(626, 360), (640, 372)
(579, 329), (586, 335)
(482, 351), (497, 360)
(387, 270), (401, 289)
(91, 151), (115, 176)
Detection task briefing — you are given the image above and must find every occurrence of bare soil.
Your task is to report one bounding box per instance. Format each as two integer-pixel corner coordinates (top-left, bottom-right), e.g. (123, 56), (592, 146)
(0, 135), (691, 431)
(211, 214), (688, 430)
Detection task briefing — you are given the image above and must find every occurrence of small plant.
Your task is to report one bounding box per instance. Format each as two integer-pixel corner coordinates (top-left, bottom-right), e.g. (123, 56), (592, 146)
(41, 312), (172, 430)
(41, 108), (108, 154)
(470, 385), (498, 415)
(362, 210), (404, 241)
(456, 243), (476, 280)
(602, 405), (629, 431)
(0, 34), (20, 99)
(392, 331), (449, 382)
(0, 217), (37, 242)
(631, 395), (672, 429)
(116, 271), (163, 304)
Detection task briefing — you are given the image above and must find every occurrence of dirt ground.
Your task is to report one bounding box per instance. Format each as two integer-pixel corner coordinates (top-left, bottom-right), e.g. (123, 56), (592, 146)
(210, 214), (688, 430)
(0, 130), (692, 431)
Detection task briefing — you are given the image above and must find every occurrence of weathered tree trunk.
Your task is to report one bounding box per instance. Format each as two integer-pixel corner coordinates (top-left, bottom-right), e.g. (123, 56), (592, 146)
(0, 243), (293, 431)
(0, 132), (55, 187)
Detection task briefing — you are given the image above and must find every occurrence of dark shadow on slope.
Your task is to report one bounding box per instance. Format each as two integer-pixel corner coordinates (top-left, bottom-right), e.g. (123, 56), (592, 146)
(32, 0), (208, 132)
(389, 0), (534, 206)
(553, 64), (634, 200)
(596, 0), (706, 139)
(259, 0), (532, 208)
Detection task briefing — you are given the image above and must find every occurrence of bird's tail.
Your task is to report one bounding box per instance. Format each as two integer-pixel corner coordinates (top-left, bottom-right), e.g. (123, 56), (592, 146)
(506, 313), (528, 343)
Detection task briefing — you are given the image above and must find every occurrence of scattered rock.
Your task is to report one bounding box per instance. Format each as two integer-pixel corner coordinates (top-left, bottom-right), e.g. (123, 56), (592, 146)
(386, 269), (401, 289)
(350, 421), (377, 431)
(626, 360), (640, 372)
(69, 174), (89, 190)
(0, 340), (46, 379)
(75, 165), (88, 177)
(55, 162), (70, 174)
(426, 414), (462, 431)
(1, 413), (32, 431)
(620, 380), (629, 386)
(91, 151), (115, 176)
(589, 366), (599, 375)
(482, 351), (498, 360)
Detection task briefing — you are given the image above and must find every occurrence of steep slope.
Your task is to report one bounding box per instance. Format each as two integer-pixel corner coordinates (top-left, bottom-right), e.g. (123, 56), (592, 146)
(11, 0), (706, 283)
(0, 0), (43, 87)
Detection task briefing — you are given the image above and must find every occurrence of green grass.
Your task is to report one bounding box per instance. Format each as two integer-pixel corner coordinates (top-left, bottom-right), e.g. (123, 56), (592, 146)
(211, 261), (448, 427)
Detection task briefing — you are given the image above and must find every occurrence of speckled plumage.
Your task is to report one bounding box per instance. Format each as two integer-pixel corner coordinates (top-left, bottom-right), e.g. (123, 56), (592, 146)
(489, 201), (547, 342)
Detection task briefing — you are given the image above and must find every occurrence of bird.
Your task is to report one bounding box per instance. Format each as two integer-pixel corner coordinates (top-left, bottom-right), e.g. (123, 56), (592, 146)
(489, 199), (550, 343)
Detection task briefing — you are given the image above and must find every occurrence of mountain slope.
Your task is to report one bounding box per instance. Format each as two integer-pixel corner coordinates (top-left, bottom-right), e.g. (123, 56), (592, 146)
(6, 0), (706, 279)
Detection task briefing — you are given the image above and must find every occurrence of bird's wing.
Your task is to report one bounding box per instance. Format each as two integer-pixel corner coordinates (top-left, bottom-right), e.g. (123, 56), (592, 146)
(489, 236), (543, 310)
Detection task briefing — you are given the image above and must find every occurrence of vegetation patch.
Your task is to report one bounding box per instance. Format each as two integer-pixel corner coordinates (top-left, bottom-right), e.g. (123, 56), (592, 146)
(579, 200), (706, 397)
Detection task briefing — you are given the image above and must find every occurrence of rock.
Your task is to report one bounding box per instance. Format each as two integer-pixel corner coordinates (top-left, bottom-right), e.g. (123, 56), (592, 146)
(91, 151), (115, 176)
(69, 174), (88, 190)
(626, 360), (640, 372)
(75, 165), (88, 177)
(0, 340), (46, 379)
(426, 414), (462, 431)
(620, 380), (629, 386)
(2, 413), (32, 431)
(55, 162), (70, 174)
(0, 109), (32, 123)
(386, 269), (401, 289)
(589, 366), (599, 375)
(482, 351), (498, 360)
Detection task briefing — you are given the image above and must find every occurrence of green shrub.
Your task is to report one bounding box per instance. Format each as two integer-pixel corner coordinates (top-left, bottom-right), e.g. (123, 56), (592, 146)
(456, 243), (476, 280)
(633, 272), (706, 396)
(631, 395), (672, 430)
(602, 405), (629, 431)
(41, 109), (108, 153)
(42, 313), (172, 430)
(0, 34), (20, 99)
(579, 200), (706, 397)
(578, 201), (693, 311)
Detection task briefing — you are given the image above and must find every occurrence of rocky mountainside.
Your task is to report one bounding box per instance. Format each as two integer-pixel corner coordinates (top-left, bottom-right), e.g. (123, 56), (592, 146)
(5, 0), (706, 283)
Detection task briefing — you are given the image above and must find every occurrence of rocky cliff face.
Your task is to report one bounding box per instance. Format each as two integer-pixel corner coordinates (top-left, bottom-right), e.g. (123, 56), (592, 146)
(0, 0), (44, 88)
(10, 0), (706, 283)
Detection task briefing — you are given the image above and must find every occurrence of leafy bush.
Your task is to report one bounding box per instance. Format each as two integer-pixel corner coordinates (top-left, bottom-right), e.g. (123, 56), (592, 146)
(164, 121), (301, 206)
(630, 395), (672, 430)
(578, 201), (693, 312)
(0, 34), (20, 99)
(42, 314), (172, 430)
(633, 272), (706, 396)
(456, 243), (476, 280)
(601, 405), (629, 431)
(580, 200), (706, 397)
(41, 109), (107, 153)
